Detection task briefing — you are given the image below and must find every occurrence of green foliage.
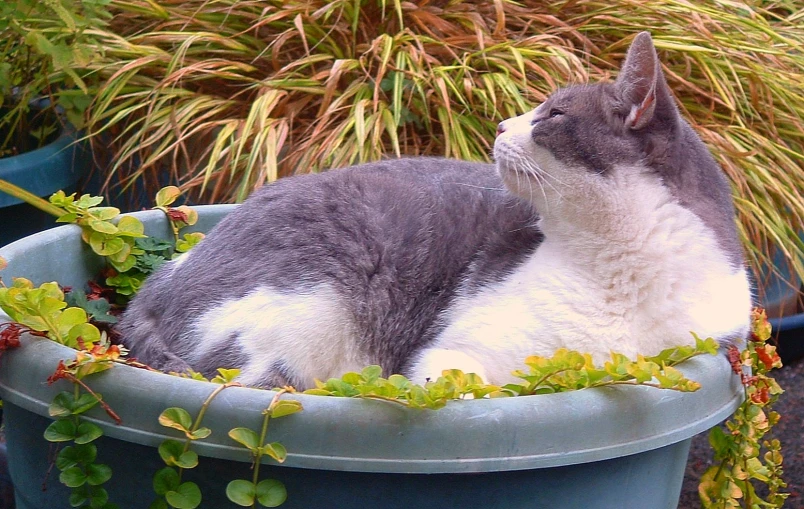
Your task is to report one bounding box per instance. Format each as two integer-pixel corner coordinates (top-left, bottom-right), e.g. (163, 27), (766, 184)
(152, 383), (236, 509)
(50, 191), (145, 273)
(0, 0), (111, 156)
(73, 0), (804, 289)
(44, 387), (117, 509)
(152, 407), (204, 509)
(508, 335), (719, 396)
(0, 277), (100, 348)
(699, 309), (787, 508)
(225, 390), (297, 507)
(170, 368), (242, 384)
(65, 289), (118, 325)
(49, 189), (204, 301)
(0, 187), (206, 509)
(305, 337), (720, 408)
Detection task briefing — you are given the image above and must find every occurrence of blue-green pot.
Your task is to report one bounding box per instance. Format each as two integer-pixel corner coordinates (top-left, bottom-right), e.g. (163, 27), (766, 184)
(0, 207), (744, 509)
(0, 122), (90, 248)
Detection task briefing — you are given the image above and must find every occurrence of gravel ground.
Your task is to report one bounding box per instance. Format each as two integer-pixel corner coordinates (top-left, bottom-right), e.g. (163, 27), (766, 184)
(678, 354), (803, 508)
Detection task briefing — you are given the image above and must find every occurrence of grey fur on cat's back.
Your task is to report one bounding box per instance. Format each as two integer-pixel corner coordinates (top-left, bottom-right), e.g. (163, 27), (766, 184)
(120, 158), (542, 381)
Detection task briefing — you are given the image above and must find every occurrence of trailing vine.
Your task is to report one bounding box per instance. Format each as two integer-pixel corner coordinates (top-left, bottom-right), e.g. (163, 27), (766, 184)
(44, 337), (125, 509)
(304, 336), (719, 408)
(226, 389), (301, 508)
(699, 309), (787, 508)
(152, 380), (236, 509)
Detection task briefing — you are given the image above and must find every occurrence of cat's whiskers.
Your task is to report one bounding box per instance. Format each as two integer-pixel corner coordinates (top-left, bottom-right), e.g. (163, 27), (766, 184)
(513, 154), (545, 213)
(530, 161), (570, 207)
(521, 158), (562, 214)
(454, 183), (507, 192)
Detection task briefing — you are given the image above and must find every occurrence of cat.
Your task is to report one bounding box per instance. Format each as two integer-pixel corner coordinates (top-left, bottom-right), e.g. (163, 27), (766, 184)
(119, 32), (752, 390)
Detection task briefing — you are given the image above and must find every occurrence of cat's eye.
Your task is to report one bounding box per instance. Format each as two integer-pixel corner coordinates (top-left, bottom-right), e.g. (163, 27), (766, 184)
(531, 108), (564, 125)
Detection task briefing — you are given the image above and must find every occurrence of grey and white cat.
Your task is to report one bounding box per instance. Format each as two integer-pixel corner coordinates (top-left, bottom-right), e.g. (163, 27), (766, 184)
(120, 32), (752, 389)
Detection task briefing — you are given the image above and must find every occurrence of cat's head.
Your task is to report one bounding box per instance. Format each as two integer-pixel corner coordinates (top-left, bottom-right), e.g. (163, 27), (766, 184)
(494, 32), (743, 265)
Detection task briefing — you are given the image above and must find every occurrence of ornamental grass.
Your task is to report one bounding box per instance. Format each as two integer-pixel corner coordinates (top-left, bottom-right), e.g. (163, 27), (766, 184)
(77, 0), (803, 289)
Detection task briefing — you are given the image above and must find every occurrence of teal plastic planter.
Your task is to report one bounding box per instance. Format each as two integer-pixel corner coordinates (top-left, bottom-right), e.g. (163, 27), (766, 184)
(0, 207), (744, 509)
(0, 122), (90, 247)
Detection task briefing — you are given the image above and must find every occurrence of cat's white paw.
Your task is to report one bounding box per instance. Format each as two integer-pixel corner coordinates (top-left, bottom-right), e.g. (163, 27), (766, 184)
(408, 348), (489, 385)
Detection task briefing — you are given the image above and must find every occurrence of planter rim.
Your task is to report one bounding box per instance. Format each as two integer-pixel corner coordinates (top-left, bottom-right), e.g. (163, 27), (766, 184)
(0, 206), (745, 474)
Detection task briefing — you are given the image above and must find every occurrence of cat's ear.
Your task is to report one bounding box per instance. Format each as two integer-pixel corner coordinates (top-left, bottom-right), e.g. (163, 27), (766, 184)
(616, 32), (663, 130)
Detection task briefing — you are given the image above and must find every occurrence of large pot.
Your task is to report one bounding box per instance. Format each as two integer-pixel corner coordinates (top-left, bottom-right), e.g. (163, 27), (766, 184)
(0, 206), (744, 509)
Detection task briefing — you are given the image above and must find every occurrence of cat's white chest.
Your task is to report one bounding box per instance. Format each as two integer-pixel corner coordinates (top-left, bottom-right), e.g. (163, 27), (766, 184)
(411, 190), (752, 386)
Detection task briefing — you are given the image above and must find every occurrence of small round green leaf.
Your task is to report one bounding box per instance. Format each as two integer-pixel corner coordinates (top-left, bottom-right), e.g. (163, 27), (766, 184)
(109, 255), (137, 273)
(158, 408), (193, 433)
(89, 231), (123, 256)
(226, 479), (256, 506)
(57, 444), (97, 470)
(175, 450), (199, 469)
(89, 207), (121, 221)
(153, 467), (180, 496)
(67, 322), (102, 347)
(89, 219), (119, 235)
(86, 463), (112, 485)
(88, 486), (109, 507)
(69, 491), (88, 507)
(155, 186), (181, 207)
(75, 421), (104, 444)
(49, 392), (76, 418)
(270, 400), (303, 419)
(361, 365), (382, 382)
(56, 212), (79, 224)
(116, 215), (145, 236)
(165, 481), (202, 509)
(60, 466), (88, 487)
(190, 427), (211, 440)
(158, 440), (184, 465)
(44, 419), (78, 442)
(261, 442), (287, 463)
(256, 479), (287, 507)
(154, 467), (179, 495)
(228, 428), (260, 451)
(71, 393), (102, 415)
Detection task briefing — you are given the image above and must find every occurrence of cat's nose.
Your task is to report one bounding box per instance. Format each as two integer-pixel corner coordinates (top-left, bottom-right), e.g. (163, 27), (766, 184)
(496, 122), (506, 136)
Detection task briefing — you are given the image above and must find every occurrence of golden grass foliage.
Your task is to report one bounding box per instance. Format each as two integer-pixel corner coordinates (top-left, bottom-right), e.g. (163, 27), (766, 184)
(83, 0), (803, 285)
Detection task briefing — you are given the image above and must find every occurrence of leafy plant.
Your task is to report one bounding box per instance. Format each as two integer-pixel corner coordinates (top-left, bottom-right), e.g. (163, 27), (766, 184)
(699, 309), (787, 508)
(226, 389), (300, 508)
(50, 190), (146, 273)
(305, 336), (720, 409)
(0, 278), (101, 348)
(152, 404), (212, 509)
(0, 0), (111, 157)
(48, 187), (204, 300)
(78, 0), (804, 291)
(44, 339), (124, 509)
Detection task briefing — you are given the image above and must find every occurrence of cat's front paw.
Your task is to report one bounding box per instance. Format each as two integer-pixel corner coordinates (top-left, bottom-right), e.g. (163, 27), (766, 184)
(408, 348), (489, 385)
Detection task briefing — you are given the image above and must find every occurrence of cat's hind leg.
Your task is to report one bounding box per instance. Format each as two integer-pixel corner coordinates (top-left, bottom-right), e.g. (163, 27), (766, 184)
(188, 284), (368, 390)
